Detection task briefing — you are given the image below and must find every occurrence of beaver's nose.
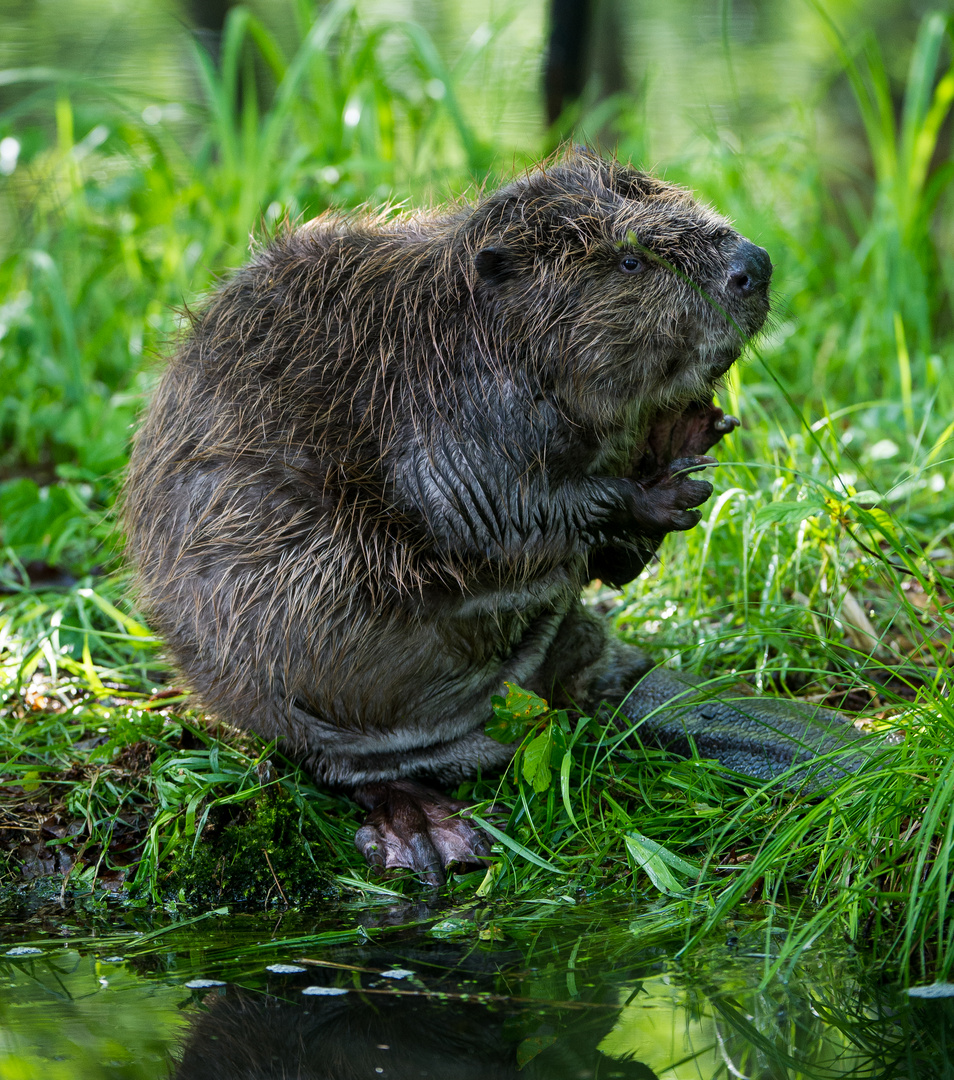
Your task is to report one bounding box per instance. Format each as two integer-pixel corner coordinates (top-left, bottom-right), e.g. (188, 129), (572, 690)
(727, 241), (772, 297)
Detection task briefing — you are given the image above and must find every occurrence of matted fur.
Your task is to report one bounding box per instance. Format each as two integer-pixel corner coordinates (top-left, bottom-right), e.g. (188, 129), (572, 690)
(123, 149), (768, 789)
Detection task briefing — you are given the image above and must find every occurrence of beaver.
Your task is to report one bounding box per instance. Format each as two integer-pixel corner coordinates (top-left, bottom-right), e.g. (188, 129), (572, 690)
(124, 149), (869, 881)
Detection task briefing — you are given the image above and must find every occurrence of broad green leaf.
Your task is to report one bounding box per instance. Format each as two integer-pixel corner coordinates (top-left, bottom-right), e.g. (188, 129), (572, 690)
(624, 832), (700, 897)
(522, 729), (553, 793)
(753, 495), (828, 528)
(486, 684), (550, 743)
(502, 682), (549, 720)
(485, 711), (528, 744)
(517, 1035), (559, 1068)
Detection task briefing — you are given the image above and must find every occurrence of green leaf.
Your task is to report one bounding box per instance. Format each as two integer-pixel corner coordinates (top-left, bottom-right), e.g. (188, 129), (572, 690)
(559, 752), (580, 830)
(78, 588), (153, 638)
(486, 684), (551, 743)
(470, 815), (565, 874)
(517, 1034), (559, 1068)
(485, 712), (527, 744)
(502, 682), (549, 720)
(624, 832), (701, 897)
(753, 494), (828, 528)
(522, 728), (553, 793)
(475, 860), (504, 897)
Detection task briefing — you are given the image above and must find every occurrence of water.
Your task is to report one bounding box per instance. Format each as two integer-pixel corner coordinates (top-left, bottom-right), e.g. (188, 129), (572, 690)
(1, 896), (948, 1078)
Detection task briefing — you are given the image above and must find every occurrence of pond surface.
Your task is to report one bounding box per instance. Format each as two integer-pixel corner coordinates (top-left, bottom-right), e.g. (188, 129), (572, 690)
(0, 894), (949, 1079)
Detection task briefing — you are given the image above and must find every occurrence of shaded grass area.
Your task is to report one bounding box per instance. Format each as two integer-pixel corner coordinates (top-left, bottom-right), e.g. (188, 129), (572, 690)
(1, 1), (954, 985)
(0, 584), (359, 902)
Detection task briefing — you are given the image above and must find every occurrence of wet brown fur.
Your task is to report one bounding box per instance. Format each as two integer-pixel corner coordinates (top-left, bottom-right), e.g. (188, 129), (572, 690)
(123, 150), (769, 798)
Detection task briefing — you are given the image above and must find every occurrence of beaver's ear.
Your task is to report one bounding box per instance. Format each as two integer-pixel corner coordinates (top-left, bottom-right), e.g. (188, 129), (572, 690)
(474, 247), (513, 284)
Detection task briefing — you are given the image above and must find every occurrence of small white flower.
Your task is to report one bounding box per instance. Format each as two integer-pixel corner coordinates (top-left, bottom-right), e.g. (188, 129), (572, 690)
(0, 137), (20, 176)
(301, 985), (349, 996)
(184, 979), (226, 989)
(868, 438), (899, 461)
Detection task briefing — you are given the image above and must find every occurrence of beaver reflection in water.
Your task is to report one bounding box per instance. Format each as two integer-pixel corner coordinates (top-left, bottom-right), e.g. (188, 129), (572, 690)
(172, 981), (653, 1080)
(125, 150), (868, 881)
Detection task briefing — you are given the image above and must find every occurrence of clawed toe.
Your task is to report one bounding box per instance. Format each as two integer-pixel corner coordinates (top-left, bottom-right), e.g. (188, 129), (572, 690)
(670, 455), (716, 477)
(670, 508), (702, 530)
(353, 780), (494, 885)
(714, 413), (740, 434)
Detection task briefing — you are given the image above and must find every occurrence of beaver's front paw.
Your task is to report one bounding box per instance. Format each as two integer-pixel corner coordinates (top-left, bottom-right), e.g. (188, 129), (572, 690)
(670, 401), (739, 458)
(627, 455), (716, 533)
(643, 400), (739, 467)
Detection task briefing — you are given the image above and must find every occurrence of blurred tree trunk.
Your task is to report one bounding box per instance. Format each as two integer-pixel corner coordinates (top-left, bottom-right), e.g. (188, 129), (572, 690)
(544, 0), (628, 140)
(187, 0), (235, 68)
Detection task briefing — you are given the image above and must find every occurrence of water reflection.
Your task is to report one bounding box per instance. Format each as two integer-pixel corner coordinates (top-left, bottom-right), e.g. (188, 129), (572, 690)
(1, 907), (950, 1079)
(174, 984), (634, 1079)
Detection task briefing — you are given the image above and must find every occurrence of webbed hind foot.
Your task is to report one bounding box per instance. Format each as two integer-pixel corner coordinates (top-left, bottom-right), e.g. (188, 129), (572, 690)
(353, 780), (492, 886)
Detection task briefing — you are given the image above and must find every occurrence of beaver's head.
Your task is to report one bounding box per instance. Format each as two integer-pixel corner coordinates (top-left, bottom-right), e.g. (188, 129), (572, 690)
(466, 150), (771, 416)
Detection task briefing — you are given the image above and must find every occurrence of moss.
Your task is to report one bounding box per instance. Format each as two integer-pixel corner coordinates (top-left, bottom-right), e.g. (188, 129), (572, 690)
(167, 789), (335, 906)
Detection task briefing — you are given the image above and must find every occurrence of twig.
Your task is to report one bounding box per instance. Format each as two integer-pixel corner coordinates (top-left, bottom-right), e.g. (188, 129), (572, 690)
(263, 849), (288, 906)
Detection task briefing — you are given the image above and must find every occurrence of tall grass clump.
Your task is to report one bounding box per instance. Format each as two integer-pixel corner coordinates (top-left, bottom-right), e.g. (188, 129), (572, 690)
(599, 6), (954, 978)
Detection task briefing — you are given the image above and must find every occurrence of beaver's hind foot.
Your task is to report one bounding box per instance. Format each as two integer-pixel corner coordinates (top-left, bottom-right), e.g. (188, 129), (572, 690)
(353, 780), (493, 886)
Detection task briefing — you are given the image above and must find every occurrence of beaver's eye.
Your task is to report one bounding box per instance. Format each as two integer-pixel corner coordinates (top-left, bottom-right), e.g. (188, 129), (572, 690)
(619, 255), (644, 274)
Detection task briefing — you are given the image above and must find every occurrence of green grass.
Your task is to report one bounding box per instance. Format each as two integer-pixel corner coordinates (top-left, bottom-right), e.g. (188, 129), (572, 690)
(1, 1), (954, 985)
